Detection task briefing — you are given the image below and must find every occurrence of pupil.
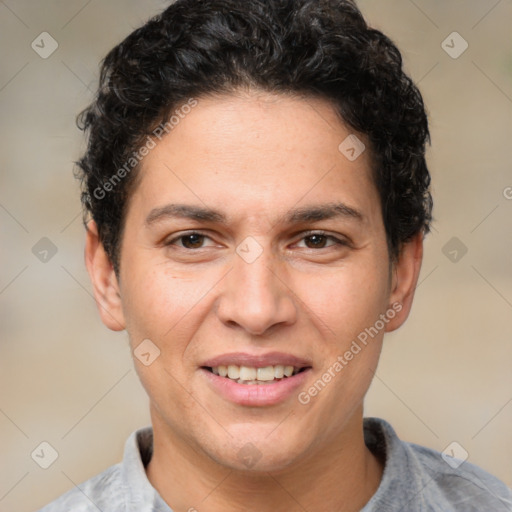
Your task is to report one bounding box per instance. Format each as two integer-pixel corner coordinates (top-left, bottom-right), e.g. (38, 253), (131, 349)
(307, 235), (326, 248)
(183, 234), (203, 248)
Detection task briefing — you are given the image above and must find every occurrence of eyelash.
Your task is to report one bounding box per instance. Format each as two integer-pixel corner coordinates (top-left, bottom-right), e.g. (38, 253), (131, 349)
(165, 231), (349, 250)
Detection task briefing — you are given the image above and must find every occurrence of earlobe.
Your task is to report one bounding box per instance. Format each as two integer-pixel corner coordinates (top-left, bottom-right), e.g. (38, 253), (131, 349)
(385, 232), (424, 333)
(84, 220), (126, 331)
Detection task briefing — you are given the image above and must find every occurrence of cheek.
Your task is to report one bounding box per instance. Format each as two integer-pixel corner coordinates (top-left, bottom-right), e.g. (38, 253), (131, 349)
(121, 266), (200, 405)
(121, 262), (207, 342)
(295, 259), (390, 345)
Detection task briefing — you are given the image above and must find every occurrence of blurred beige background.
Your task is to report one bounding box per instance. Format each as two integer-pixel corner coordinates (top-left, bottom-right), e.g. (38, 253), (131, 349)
(1, 1), (511, 510)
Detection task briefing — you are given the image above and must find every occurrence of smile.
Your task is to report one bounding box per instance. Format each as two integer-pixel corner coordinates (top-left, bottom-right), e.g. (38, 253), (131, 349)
(204, 364), (307, 384)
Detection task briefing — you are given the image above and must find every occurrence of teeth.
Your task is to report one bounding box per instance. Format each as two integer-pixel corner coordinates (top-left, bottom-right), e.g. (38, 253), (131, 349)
(274, 365), (284, 378)
(239, 366), (257, 381)
(210, 364), (304, 383)
(227, 365), (240, 379)
(256, 366), (275, 381)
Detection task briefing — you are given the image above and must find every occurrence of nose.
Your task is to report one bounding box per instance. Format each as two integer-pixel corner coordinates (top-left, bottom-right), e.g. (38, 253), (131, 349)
(216, 243), (297, 336)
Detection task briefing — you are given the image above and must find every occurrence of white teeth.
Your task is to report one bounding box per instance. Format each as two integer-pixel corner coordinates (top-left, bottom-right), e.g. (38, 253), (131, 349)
(274, 365), (284, 378)
(210, 364), (305, 383)
(227, 365), (240, 379)
(239, 366), (257, 381)
(257, 366), (275, 381)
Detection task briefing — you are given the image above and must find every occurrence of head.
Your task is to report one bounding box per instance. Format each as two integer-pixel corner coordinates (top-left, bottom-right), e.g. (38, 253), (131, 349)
(82, 0), (431, 473)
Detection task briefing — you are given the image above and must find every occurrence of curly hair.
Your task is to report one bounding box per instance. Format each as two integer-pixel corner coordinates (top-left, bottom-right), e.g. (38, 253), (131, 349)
(76, 0), (432, 276)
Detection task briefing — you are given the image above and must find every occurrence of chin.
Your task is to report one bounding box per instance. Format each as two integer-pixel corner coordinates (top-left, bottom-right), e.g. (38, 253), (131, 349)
(208, 426), (311, 473)
(219, 448), (304, 474)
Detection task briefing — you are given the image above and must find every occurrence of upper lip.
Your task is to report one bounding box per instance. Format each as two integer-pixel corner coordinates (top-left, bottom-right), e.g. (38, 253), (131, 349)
(201, 352), (312, 369)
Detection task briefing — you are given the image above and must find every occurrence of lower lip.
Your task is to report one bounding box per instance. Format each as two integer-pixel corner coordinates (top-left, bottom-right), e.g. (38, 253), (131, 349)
(200, 368), (312, 406)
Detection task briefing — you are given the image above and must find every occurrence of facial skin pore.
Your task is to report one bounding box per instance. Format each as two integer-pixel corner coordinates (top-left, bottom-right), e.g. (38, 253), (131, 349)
(85, 91), (423, 512)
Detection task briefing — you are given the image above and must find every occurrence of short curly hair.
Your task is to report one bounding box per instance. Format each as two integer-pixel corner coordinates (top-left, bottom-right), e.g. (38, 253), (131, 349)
(76, 0), (432, 276)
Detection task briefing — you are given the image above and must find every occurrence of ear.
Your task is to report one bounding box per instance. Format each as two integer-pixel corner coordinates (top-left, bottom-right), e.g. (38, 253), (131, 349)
(84, 220), (126, 331)
(385, 232), (424, 333)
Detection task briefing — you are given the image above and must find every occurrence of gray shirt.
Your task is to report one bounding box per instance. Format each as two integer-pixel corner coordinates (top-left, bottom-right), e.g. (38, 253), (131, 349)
(37, 417), (512, 511)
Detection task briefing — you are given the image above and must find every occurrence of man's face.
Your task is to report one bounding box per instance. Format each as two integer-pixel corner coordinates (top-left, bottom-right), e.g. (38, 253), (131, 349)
(92, 92), (416, 471)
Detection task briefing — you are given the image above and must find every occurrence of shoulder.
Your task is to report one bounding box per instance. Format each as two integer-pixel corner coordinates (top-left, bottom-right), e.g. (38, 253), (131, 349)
(37, 463), (125, 512)
(36, 427), (158, 512)
(408, 441), (512, 511)
(363, 417), (512, 511)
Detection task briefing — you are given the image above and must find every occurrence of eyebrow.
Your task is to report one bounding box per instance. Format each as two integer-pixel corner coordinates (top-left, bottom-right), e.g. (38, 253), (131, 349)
(145, 202), (364, 227)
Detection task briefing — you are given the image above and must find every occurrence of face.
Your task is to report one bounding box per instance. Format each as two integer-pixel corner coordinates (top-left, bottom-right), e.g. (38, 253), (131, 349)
(87, 91), (422, 472)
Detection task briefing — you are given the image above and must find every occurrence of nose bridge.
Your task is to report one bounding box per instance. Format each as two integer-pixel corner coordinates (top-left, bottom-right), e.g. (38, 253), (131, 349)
(217, 239), (296, 334)
(236, 246), (278, 302)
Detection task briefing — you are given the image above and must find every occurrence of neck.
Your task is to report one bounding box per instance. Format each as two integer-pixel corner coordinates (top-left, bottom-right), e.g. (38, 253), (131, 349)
(146, 406), (383, 512)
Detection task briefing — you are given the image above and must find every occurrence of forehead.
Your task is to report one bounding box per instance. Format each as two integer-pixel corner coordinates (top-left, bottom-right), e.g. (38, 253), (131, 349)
(126, 91), (381, 228)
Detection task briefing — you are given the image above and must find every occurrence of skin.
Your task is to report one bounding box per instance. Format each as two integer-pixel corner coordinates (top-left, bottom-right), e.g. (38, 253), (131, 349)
(86, 90), (423, 512)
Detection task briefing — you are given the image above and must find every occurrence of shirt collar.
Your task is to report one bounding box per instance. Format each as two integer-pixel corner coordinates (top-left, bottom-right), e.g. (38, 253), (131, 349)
(362, 417), (429, 511)
(120, 418), (433, 512)
(120, 426), (173, 512)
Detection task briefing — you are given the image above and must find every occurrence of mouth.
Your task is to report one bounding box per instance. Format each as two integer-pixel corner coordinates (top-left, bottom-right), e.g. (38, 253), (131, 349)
(200, 353), (313, 406)
(202, 364), (310, 385)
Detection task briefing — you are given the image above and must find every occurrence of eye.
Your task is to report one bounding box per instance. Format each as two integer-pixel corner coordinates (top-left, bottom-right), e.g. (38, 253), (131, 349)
(164, 231), (349, 251)
(166, 232), (214, 249)
(295, 232), (348, 249)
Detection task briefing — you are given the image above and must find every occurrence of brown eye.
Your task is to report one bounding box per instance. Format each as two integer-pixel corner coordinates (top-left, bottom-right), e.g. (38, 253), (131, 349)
(296, 232), (347, 250)
(304, 234), (329, 248)
(179, 233), (205, 249)
(166, 232), (210, 249)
